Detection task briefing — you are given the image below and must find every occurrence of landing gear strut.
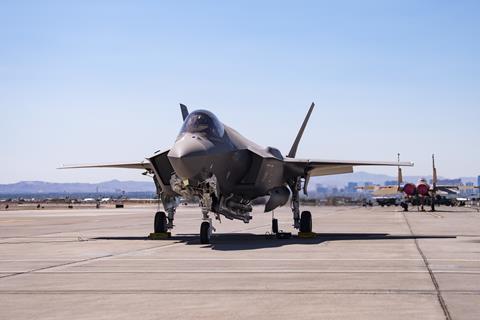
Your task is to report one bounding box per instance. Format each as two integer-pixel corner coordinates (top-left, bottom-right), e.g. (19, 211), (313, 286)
(290, 178), (302, 229)
(290, 178), (314, 233)
(419, 197), (426, 212)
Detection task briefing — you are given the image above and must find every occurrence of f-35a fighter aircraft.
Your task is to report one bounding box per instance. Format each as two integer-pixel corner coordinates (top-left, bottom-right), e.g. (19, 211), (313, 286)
(61, 103), (413, 243)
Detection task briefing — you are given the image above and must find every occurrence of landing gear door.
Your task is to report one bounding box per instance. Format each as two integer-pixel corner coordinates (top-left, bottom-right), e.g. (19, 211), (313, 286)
(148, 150), (176, 195)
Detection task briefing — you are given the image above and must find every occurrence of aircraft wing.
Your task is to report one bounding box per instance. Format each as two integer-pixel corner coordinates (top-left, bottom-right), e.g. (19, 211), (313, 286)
(435, 186), (459, 195)
(373, 186), (401, 196)
(285, 159), (414, 177)
(58, 161), (153, 171)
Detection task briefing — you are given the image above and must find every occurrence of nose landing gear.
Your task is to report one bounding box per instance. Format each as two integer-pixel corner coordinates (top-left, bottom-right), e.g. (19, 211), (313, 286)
(199, 206), (216, 244)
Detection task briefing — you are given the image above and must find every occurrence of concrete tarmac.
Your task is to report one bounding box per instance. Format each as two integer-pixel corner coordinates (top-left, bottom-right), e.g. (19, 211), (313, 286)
(0, 205), (479, 319)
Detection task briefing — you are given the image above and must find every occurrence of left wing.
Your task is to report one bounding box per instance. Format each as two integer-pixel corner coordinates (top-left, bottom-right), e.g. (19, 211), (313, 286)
(58, 161), (153, 171)
(285, 158), (414, 177)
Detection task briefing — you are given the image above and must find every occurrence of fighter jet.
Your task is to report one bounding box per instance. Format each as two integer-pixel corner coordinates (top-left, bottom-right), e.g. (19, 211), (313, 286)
(365, 154), (477, 212)
(401, 155), (479, 211)
(60, 103), (413, 243)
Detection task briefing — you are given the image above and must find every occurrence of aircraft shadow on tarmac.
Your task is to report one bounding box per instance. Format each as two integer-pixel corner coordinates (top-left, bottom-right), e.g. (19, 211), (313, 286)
(93, 233), (457, 251)
(421, 209), (480, 213)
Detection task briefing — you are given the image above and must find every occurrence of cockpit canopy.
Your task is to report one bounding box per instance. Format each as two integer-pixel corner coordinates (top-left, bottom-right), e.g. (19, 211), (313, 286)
(178, 110), (225, 140)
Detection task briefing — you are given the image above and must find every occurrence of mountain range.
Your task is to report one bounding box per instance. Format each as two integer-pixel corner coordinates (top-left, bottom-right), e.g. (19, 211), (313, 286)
(0, 172), (478, 194)
(0, 180), (155, 194)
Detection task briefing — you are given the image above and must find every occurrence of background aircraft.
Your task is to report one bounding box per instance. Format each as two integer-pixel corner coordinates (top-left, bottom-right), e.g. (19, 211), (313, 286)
(61, 103), (413, 243)
(362, 154), (478, 211)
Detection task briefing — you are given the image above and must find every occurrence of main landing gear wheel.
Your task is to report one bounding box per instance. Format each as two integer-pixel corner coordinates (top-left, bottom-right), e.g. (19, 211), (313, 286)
(200, 221), (211, 244)
(300, 211), (312, 233)
(154, 211), (168, 233)
(272, 218), (279, 234)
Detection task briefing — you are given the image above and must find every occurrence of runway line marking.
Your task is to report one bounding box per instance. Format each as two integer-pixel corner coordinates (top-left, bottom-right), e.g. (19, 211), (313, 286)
(1, 289), (479, 295)
(20, 270), (480, 274)
(2, 258), (480, 262)
(105, 258), (480, 262)
(402, 212), (452, 320)
(0, 241), (186, 280)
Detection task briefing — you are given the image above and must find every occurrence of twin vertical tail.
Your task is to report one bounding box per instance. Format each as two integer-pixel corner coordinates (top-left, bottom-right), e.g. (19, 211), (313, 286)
(180, 104), (189, 121)
(432, 154), (437, 189)
(287, 102), (315, 158)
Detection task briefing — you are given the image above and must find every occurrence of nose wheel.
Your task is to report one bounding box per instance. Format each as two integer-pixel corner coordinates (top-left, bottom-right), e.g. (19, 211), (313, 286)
(200, 221), (212, 244)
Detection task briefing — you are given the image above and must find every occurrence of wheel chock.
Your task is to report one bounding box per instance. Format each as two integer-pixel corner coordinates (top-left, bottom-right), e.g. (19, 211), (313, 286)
(298, 232), (317, 238)
(276, 232), (292, 239)
(148, 232), (171, 240)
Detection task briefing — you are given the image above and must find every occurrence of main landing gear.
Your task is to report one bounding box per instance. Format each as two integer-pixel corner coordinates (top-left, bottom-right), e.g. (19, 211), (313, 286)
(272, 218), (279, 234)
(152, 194), (177, 235)
(290, 178), (314, 234)
(154, 211), (168, 233)
(300, 211), (312, 233)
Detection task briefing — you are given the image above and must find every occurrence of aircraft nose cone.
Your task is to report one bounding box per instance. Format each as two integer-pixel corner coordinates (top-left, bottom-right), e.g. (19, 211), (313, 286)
(168, 135), (214, 179)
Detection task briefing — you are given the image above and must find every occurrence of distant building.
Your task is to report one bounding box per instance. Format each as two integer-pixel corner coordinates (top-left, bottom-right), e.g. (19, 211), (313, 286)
(316, 184), (328, 195)
(384, 180), (398, 186)
(462, 182), (475, 197)
(345, 182), (358, 193)
(436, 179), (462, 186)
(478, 176), (480, 195)
(364, 182), (374, 187)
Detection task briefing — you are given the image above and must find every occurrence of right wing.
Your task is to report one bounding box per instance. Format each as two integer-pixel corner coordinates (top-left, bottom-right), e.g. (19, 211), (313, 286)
(285, 158), (414, 177)
(58, 161), (153, 171)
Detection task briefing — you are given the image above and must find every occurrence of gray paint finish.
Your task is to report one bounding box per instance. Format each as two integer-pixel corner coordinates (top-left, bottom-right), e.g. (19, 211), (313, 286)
(60, 103), (413, 231)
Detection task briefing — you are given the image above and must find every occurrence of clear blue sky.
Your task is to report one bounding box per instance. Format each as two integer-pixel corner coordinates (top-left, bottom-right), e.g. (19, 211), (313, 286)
(1, 0), (479, 183)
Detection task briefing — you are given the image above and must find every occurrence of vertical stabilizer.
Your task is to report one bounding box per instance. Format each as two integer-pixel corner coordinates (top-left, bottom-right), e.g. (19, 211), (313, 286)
(432, 154), (438, 188)
(287, 102), (315, 158)
(180, 104), (189, 121)
(397, 153), (403, 190)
